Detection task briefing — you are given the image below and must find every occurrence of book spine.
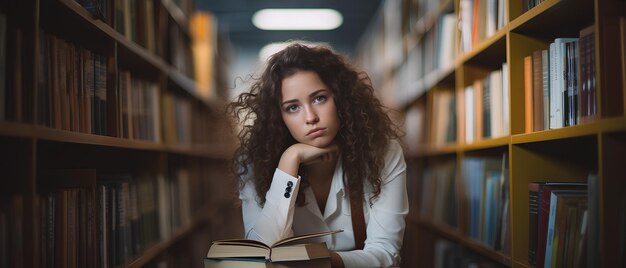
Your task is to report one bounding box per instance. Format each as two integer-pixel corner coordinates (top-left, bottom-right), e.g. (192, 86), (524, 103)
(533, 50), (544, 131)
(542, 49), (550, 130)
(524, 55), (533, 132)
(549, 42), (558, 129)
(544, 192), (558, 268)
(529, 183), (540, 265)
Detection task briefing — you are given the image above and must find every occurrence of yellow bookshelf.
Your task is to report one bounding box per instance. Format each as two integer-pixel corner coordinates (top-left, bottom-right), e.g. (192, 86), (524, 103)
(358, 0), (626, 267)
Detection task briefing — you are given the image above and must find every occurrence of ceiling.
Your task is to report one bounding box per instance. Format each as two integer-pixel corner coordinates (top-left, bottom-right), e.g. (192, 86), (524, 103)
(196, 0), (383, 55)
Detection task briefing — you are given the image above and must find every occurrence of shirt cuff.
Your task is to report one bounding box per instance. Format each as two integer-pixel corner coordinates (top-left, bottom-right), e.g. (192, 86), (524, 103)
(266, 168), (300, 204)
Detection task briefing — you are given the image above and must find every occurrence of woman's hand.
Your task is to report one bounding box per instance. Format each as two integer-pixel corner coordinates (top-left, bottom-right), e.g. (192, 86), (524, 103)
(277, 143), (339, 177)
(295, 143), (339, 166)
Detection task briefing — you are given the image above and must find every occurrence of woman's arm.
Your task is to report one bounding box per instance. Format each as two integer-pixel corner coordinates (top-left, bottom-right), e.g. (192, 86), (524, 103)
(240, 168), (300, 244)
(336, 140), (409, 267)
(240, 143), (338, 245)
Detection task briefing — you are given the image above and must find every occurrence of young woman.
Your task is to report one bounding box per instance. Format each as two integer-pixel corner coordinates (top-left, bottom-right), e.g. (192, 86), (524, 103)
(229, 43), (408, 267)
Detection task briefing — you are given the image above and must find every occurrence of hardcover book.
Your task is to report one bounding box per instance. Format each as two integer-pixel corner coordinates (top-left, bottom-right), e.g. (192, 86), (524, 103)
(204, 230), (342, 268)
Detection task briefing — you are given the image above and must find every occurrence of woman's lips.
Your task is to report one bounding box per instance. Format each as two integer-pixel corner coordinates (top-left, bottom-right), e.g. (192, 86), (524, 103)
(306, 128), (326, 137)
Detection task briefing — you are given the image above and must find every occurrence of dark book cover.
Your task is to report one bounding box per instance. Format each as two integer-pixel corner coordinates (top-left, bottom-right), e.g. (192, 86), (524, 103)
(482, 75), (491, 138)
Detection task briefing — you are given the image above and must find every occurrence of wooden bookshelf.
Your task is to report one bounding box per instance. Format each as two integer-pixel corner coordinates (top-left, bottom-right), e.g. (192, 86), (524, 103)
(459, 27), (508, 68)
(0, 0), (235, 267)
(160, 0), (191, 35)
(415, 218), (512, 266)
(461, 136), (511, 152)
(358, 0), (626, 267)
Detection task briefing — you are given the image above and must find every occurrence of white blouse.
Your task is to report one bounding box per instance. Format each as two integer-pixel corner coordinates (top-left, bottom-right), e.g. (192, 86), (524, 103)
(239, 140), (408, 267)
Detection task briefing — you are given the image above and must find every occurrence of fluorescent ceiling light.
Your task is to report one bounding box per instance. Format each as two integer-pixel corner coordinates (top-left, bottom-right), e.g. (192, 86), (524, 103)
(252, 9), (343, 30)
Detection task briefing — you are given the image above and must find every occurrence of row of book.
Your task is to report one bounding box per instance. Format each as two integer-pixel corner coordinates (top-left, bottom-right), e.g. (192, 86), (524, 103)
(113, 0), (157, 53)
(31, 29), (216, 145)
(36, 169), (202, 268)
(167, 21), (194, 80)
(459, 0), (508, 53)
(388, 12), (457, 107)
(418, 160), (458, 227)
(379, 0), (458, 72)
(415, 153), (511, 253)
(78, 0), (216, 100)
(37, 31), (109, 135)
(37, 31), (169, 140)
(161, 90), (217, 146)
(462, 64), (510, 143)
(118, 70), (161, 141)
(402, 61), (510, 150)
(523, 25), (597, 132)
(76, 0), (194, 53)
(402, 100), (427, 154)
(430, 89), (457, 146)
(0, 3), (219, 126)
(528, 177), (598, 268)
(357, 0), (456, 108)
(403, 65), (509, 151)
(462, 153), (510, 252)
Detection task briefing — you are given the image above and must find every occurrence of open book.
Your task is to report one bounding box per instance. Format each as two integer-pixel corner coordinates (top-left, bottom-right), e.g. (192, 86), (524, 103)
(204, 230), (342, 268)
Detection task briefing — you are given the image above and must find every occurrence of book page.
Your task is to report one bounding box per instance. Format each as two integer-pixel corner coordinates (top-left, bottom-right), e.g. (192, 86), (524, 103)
(271, 244), (310, 262)
(273, 229), (343, 247)
(206, 244), (269, 259)
(208, 229), (342, 258)
(271, 243), (330, 262)
(212, 239), (269, 248)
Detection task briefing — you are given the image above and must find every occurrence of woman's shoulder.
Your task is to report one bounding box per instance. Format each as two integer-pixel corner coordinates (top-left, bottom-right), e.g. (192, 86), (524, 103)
(387, 139), (403, 152)
(384, 139), (405, 163)
(381, 139), (406, 182)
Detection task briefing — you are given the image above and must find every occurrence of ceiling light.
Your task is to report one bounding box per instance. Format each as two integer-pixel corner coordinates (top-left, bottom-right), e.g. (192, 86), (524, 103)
(252, 9), (343, 30)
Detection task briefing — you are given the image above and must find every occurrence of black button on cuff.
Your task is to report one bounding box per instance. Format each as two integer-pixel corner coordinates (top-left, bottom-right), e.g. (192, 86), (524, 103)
(284, 181), (294, 198)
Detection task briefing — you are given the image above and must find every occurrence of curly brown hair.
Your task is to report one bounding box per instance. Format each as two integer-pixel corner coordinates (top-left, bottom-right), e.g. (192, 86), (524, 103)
(229, 43), (400, 207)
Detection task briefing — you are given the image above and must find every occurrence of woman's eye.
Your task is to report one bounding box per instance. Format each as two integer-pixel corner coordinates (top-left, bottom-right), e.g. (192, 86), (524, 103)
(313, 95), (327, 103)
(286, 105), (299, 112)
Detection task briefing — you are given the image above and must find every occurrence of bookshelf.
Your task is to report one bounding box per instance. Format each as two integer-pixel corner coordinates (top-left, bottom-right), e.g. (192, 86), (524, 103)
(357, 0), (626, 267)
(0, 0), (237, 267)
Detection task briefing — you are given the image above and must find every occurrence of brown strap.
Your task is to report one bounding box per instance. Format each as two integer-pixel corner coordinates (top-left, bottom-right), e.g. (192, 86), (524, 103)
(349, 194), (366, 250)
